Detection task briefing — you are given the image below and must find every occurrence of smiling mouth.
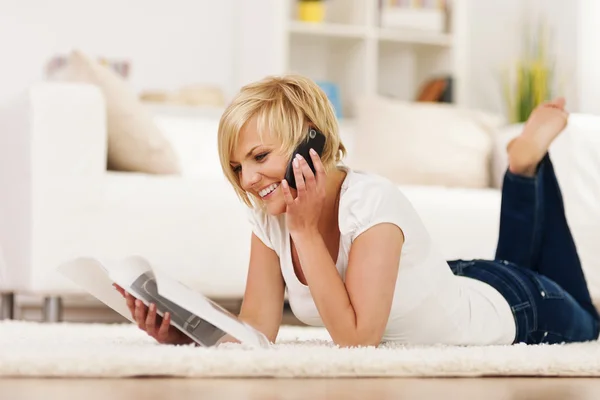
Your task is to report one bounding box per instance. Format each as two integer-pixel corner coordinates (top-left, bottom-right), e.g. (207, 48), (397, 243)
(259, 183), (280, 198)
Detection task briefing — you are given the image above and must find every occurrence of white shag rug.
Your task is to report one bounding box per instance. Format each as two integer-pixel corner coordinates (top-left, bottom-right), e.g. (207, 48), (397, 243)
(1, 320), (600, 378)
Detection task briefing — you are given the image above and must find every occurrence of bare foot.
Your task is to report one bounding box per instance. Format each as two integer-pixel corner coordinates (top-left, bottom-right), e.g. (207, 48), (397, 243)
(507, 97), (569, 177)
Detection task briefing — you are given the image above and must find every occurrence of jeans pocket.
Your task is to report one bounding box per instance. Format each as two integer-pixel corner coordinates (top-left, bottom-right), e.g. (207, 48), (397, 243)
(528, 273), (565, 300)
(537, 330), (569, 344)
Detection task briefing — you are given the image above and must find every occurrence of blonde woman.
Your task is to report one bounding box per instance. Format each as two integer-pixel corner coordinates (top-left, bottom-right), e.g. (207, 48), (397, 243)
(117, 75), (599, 347)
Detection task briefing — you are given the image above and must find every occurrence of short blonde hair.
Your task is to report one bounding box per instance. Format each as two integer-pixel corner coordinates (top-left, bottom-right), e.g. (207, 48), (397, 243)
(217, 74), (347, 207)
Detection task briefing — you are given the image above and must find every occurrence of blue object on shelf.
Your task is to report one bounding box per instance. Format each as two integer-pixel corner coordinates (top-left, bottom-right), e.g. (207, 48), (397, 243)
(317, 81), (342, 118)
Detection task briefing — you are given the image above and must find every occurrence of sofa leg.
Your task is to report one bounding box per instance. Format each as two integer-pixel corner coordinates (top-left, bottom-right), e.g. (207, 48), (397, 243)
(0, 293), (15, 320)
(43, 296), (63, 323)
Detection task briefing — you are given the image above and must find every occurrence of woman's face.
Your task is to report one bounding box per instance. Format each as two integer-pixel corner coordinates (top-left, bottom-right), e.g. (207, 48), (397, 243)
(230, 115), (293, 215)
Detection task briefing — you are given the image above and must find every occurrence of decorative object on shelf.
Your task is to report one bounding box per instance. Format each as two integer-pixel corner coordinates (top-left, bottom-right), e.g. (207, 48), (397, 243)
(283, 0), (461, 118)
(316, 81), (342, 118)
(416, 76), (453, 103)
(297, 0), (326, 23)
(502, 20), (557, 123)
(379, 0), (448, 33)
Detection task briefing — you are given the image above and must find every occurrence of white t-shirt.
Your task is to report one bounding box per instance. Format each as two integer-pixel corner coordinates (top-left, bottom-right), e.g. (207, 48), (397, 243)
(248, 167), (516, 345)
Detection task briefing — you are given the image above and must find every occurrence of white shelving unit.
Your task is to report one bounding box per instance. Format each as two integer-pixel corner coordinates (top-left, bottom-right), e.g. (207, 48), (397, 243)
(278, 0), (466, 118)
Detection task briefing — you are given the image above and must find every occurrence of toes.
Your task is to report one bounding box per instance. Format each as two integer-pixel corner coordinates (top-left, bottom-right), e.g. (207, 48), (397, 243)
(555, 97), (566, 109)
(547, 97), (566, 110)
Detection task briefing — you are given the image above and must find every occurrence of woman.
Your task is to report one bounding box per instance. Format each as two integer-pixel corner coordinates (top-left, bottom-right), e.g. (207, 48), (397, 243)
(116, 75), (599, 347)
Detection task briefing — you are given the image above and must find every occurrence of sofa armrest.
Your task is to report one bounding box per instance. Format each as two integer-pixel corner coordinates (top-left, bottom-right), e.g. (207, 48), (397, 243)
(0, 83), (107, 290)
(566, 114), (600, 300)
(561, 114), (600, 222)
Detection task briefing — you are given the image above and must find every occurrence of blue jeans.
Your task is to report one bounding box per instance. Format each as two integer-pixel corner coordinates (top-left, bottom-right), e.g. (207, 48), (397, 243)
(448, 154), (600, 344)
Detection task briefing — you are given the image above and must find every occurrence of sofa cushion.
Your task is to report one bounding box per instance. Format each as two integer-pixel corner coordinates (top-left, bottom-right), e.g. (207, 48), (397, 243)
(351, 97), (503, 188)
(400, 184), (501, 261)
(154, 113), (223, 178)
(57, 50), (180, 174)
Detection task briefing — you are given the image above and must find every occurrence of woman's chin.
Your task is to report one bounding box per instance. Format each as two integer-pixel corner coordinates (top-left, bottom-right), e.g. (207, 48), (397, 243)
(264, 196), (287, 216)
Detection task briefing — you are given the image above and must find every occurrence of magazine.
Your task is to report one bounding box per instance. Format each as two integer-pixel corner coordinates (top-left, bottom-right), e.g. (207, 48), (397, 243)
(57, 256), (270, 348)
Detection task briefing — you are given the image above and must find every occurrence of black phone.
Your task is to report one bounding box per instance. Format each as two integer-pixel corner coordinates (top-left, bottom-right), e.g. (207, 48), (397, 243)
(284, 127), (326, 189)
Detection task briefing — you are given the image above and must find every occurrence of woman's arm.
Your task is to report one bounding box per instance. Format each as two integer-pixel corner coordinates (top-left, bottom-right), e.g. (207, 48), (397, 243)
(119, 232), (285, 346)
(227, 232), (286, 344)
(293, 223), (403, 347)
(282, 151), (403, 347)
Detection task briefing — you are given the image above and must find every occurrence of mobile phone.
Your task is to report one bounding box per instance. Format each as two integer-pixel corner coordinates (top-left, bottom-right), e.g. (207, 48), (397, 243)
(284, 127), (326, 189)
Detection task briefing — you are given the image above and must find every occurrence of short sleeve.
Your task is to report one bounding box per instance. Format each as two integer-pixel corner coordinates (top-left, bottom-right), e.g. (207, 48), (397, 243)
(339, 175), (409, 242)
(247, 207), (275, 250)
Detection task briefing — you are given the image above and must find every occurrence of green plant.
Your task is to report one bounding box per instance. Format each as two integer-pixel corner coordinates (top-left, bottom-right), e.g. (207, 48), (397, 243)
(502, 21), (556, 123)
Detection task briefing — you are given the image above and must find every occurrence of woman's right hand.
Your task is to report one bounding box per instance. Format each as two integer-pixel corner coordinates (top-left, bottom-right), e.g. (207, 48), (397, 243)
(113, 284), (193, 346)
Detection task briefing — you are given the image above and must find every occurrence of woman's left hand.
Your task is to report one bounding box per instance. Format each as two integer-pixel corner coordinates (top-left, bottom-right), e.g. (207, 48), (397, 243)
(281, 149), (326, 236)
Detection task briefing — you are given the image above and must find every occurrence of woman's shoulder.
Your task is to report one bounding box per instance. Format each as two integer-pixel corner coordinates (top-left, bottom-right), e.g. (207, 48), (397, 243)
(246, 206), (284, 251)
(339, 167), (412, 237)
(340, 167), (404, 204)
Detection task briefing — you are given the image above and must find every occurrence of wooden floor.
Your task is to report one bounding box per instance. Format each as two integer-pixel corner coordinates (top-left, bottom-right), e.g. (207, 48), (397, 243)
(1, 378), (599, 400)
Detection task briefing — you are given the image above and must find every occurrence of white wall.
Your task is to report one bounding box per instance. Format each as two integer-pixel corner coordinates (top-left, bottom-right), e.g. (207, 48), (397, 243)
(0, 0), (591, 116)
(577, 0), (600, 115)
(234, 0), (585, 117)
(527, 0), (579, 111)
(463, 0), (580, 115)
(235, 0), (287, 89)
(0, 0), (236, 107)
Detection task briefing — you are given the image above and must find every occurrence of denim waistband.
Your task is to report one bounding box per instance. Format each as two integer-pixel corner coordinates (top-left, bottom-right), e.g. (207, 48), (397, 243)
(449, 259), (535, 344)
(449, 259), (600, 344)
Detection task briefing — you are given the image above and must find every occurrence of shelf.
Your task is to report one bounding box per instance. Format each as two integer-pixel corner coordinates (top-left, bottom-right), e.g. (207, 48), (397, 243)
(287, 37), (367, 118)
(281, 0), (463, 115)
(377, 28), (452, 47)
(288, 21), (452, 47)
(288, 21), (368, 39)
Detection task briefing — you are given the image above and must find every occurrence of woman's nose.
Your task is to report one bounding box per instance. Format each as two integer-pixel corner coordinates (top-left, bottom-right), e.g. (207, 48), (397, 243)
(241, 168), (260, 190)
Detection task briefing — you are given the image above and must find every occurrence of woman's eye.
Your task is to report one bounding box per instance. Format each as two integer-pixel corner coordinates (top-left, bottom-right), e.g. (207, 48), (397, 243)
(255, 152), (269, 161)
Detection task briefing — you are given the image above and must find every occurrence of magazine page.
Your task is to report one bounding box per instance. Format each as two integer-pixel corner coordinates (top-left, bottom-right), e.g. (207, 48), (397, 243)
(59, 255), (270, 348)
(104, 256), (200, 340)
(125, 268), (231, 347)
(152, 265), (271, 348)
(106, 255), (156, 290)
(57, 257), (135, 323)
(110, 256), (251, 347)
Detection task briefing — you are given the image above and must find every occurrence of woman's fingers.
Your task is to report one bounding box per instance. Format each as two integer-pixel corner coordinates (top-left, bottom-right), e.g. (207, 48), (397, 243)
(308, 149), (327, 185)
(125, 292), (136, 318)
(122, 294), (172, 343)
(297, 155), (316, 191)
(113, 284), (126, 297)
(292, 156), (306, 195)
(145, 303), (158, 337)
(281, 179), (295, 206)
(134, 299), (148, 329)
(157, 312), (171, 342)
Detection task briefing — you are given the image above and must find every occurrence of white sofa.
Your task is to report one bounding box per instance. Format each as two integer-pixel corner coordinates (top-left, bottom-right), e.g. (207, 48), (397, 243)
(1, 82), (599, 320)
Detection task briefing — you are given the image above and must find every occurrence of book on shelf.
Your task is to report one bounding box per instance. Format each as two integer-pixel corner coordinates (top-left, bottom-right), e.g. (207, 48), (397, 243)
(380, 0), (447, 32)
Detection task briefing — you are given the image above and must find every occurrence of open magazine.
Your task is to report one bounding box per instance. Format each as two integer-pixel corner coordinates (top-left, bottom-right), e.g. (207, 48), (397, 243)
(57, 256), (270, 348)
